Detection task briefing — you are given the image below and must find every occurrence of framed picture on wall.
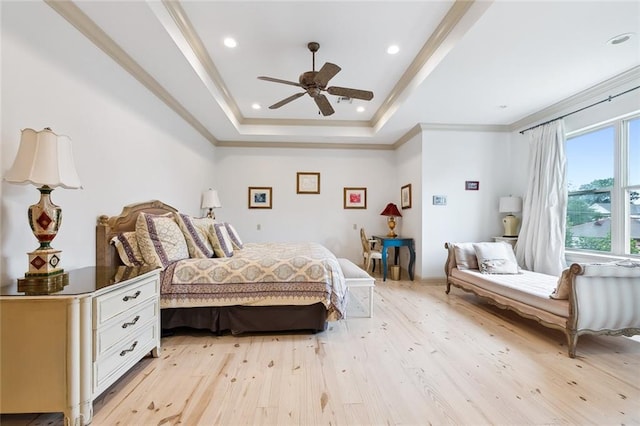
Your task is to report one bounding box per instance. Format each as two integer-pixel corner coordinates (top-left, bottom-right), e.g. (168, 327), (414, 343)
(401, 183), (412, 209)
(343, 187), (367, 209)
(465, 181), (479, 191)
(296, 172), (320, 194)
(248, 187), (272, 209)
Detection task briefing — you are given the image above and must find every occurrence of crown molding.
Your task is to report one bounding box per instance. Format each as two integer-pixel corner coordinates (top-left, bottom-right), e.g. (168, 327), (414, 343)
(215, 140), (393, 150)
(419, 123), (510, 132)
(509, 66), (640, 133)
(372, 0), (492, 133)
(45, 0), (220, 146)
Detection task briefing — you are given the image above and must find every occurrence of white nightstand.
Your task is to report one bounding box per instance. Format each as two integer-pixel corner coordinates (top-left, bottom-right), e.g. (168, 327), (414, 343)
(493, 236), (518, 249)
(0, 266), (161, 425)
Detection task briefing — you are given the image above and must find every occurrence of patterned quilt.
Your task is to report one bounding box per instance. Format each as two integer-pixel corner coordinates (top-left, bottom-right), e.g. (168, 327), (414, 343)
(160, 242), (347, 320)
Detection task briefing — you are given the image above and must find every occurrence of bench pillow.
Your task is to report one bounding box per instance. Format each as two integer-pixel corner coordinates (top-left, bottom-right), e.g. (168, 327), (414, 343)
(451, 242), (479, 270)
(550, 268), (572, 299)
(473, 242), (519, 274)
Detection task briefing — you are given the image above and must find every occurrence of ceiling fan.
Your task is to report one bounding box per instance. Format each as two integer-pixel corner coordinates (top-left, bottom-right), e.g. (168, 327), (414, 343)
(258, 42), (374, 117)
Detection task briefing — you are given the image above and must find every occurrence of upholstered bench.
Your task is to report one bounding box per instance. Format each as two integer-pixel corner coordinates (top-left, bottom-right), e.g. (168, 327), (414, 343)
(338, 258), (375, 318)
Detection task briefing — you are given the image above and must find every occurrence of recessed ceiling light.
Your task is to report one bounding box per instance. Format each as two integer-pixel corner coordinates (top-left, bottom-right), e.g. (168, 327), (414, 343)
(387, 45), (399, 55)
(251, 103), (261, 110)
(356, 106), (365, 113)
(224, 37), (237, 48)
(607, 33), (634, 46)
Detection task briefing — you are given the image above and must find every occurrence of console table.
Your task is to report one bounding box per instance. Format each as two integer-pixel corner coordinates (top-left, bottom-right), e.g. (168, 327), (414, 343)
(373, 236), (416, 281)
(0, 266), (161, 425)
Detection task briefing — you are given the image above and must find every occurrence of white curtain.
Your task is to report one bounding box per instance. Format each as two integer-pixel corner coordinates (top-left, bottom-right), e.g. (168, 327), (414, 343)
(516, 120), (567, 276)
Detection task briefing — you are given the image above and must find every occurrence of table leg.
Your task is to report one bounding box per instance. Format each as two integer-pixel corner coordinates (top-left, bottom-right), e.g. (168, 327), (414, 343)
(381, 246), (388, 281)
(408, 241), (416, 280)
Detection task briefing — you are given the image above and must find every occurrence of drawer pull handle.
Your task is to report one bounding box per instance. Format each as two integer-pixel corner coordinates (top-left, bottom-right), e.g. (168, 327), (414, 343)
(120, 341), (138, 357)
(122, 315), (140, 329)
(123, 291), (141, 302)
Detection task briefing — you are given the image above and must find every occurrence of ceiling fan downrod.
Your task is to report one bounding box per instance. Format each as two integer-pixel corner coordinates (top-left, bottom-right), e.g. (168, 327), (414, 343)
(308, 42), (320, 72)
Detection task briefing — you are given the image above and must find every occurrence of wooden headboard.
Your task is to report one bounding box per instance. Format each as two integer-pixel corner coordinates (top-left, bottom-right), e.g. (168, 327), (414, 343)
(96, 200), (178, 267)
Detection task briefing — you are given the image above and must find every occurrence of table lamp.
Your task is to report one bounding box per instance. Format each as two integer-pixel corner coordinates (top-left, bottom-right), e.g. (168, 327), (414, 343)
(380, 203), (402, 238)
(499, 196), (522, 237)
(201, 188), (222, 219)
(4, 127), (82, 294)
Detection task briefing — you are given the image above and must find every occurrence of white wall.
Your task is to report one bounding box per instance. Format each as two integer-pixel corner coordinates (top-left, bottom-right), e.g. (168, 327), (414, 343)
(395, 131), (423, 277)
(1, 2), (216, 282)
(213, 146), (397, 266)
(420, 128), (512, 278)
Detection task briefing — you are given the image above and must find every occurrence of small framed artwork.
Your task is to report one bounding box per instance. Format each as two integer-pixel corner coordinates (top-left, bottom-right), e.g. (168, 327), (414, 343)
(344, 187), (367, 209)
(433, 195), (447, 206)
(401, 183), (412, 209)
(465, 181), (479, 191)
(296, 172), (320, 194)
(248, 187), (272, 209)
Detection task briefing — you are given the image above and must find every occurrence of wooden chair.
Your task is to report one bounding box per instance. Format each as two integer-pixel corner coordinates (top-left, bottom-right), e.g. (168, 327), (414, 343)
(360, 228), (385, 273)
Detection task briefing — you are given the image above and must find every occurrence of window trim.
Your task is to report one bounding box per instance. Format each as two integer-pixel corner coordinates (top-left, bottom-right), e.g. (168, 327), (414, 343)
(565, 111), (640, 257)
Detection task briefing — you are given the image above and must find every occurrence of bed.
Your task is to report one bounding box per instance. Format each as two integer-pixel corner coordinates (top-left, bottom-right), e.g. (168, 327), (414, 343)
(96, 200), (346, 334)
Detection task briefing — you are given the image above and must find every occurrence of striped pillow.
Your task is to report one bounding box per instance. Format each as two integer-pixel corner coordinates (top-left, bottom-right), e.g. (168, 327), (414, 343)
(174, 213), (215, 258)
(110, 232), (143, 267)
(209, 223), (234, 258)
(224, 223), (244, 250)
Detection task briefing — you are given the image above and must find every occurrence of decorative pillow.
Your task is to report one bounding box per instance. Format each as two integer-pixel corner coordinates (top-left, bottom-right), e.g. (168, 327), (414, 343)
(451, 243), (478, 270)
(174, 213), (215, 258)
(110, 231), (144, 267)
(550, 268), (572, 299)
(224, 222), (244, 250)
(135, 212), (189, 268)
(208, 223), (234, 258)
(473, 242), (519, 274)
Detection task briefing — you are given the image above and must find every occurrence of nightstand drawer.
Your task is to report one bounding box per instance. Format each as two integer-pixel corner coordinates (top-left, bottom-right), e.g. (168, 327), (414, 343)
(94, 321), (158, 393)
(94, 277), (157, 326)
(94, 299), (158, 359)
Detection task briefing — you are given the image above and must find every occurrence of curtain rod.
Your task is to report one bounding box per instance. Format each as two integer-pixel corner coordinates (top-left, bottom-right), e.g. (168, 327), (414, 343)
(519, 85), (640, 134)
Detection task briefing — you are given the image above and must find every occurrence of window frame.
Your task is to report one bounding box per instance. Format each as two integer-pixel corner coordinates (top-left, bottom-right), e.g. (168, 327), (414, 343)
(565, 112), (640, 257)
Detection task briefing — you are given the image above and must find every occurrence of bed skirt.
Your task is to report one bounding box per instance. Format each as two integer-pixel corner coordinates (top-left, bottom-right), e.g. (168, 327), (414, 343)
(161, 303), (328, 334)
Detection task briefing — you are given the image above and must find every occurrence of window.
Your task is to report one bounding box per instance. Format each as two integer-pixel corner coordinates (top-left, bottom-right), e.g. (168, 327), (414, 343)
(565, 115), (640, 255)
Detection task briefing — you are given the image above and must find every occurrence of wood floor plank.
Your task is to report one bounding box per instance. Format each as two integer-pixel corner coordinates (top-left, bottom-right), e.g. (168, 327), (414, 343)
(2, 275), (638, 425)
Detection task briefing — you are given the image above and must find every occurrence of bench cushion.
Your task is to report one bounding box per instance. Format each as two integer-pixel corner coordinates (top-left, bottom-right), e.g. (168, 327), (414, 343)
(452, 268), (568, 317)
(338, 258), (373, 281)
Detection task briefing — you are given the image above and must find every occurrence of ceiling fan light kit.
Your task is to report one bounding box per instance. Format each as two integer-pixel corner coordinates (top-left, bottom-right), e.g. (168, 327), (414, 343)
(258, 42), (374, 116)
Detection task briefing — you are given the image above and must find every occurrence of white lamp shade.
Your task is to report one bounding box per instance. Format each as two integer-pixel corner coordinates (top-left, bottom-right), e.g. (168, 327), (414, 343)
(201, 189), (222, 209)
(499, 196), (522, 213)
(4, 128), (82, 189)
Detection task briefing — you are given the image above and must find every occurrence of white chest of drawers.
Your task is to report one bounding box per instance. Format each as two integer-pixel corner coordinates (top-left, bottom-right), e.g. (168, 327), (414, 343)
(0, 266), (161, 425)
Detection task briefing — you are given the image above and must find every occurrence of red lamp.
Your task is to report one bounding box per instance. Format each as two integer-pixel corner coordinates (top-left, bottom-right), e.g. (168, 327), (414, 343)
(380, 203), (402, 238)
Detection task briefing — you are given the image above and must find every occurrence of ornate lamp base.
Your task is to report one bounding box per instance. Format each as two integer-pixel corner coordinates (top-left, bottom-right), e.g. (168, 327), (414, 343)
(386, 217), (398, 238)
(18, 271), (68, 295)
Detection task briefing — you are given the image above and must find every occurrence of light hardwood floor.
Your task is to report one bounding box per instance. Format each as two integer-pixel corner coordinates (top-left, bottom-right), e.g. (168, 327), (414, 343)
(2, 274), (639, 425)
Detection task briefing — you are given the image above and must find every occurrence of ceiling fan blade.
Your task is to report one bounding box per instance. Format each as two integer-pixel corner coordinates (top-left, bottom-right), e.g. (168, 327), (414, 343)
(269, 92), (306, 109)
(314, 94), (335, 116)
(314, 62), (341, 87)
(258, 76), (302, 87)
(327, 86), (374, 101)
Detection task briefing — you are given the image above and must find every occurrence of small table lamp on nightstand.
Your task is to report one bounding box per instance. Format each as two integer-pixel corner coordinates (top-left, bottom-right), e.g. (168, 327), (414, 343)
(499, 196), (522, 237)
(4, 127), (82, 294)
(201, 188), (222, 219)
